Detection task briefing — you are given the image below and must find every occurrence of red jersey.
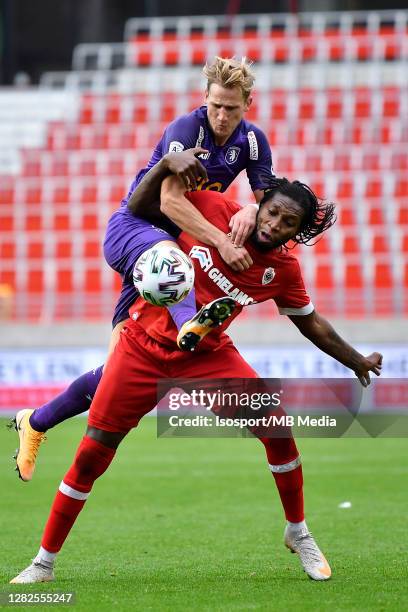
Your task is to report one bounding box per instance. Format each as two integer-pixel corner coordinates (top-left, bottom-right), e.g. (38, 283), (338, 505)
(129, 191), (313, 350)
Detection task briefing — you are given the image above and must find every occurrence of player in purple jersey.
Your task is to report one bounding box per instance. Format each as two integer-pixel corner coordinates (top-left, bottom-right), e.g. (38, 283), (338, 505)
(12, 57), (274, 482)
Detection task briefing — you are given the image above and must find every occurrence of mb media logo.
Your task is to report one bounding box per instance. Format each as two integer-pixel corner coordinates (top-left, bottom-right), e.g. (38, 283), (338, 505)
(189, 246), (213, 272)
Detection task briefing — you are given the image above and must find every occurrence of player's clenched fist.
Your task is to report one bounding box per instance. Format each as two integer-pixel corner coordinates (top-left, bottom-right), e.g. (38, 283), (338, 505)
(163, 147), (209, 190)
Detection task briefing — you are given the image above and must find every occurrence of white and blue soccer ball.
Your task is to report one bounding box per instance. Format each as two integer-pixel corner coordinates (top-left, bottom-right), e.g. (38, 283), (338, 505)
(133, 244), (195, 307)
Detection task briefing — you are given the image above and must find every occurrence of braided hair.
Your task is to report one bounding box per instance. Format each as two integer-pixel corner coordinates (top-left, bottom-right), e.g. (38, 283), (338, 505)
(260, 177), (337, 247)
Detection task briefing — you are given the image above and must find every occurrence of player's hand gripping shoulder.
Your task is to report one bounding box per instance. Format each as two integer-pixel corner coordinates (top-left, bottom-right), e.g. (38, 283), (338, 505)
(163, 147), (209, 190)
(229, 203), (258, 247)
(217, 236), (253, 272)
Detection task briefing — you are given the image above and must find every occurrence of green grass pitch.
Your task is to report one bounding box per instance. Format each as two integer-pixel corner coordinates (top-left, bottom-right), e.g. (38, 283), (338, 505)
(0, 417), (407, 611)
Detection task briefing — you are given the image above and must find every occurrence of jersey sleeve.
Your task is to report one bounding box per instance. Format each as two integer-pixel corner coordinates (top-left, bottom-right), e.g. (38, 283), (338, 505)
(161, 113), (202, 153)
(245, 126), (274, 193)
(274, 257), (314, 316)
(185, 191), (239, 221)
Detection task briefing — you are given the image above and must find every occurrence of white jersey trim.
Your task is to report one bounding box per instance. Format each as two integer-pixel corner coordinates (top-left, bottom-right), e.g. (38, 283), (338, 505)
(278, 302), (314, 316)
(59, 481), (90, 500)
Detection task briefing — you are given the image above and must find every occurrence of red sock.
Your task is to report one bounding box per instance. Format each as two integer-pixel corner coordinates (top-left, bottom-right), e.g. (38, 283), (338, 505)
(259, 437), (304, 523)
(41, 435), (116, 553)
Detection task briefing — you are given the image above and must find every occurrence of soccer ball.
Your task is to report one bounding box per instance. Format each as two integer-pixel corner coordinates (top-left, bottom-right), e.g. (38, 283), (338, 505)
(133, 244), (195, 307)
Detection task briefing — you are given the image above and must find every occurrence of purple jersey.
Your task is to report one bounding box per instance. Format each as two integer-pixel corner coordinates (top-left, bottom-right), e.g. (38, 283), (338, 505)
(121, 106), (274, 206)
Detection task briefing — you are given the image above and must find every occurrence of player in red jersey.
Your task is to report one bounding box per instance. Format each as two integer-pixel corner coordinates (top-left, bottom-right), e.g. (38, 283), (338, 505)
(11, 178), (382, 584)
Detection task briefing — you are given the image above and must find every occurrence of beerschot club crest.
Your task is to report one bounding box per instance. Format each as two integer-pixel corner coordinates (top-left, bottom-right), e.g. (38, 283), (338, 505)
(225, 146), (241, 165)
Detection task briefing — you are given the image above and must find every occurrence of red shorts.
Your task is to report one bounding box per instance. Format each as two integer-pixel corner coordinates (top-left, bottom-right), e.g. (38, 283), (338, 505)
(88, 322), (259, 433)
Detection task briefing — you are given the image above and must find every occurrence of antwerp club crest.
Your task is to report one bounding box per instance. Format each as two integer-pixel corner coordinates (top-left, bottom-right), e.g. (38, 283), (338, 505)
(225, 146), (241, 164)
(262, 267), (275, 284)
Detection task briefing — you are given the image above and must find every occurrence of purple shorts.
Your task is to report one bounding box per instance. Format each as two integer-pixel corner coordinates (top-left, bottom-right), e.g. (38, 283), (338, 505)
(103, 207), (175, 328)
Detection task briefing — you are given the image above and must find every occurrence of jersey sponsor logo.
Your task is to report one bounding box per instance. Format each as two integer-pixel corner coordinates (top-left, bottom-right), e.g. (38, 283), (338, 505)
(169, 141), (185, 152)
(225, 146), (241, 165)
(262, 267), (275, 285)
(189, 246), (213, 272)
(150, 225), (168, 234)
(196, 179), (222, 191)
(189, 246), (255, 306)
(195, 126), (205, 148)
(247, 131), (258, 160)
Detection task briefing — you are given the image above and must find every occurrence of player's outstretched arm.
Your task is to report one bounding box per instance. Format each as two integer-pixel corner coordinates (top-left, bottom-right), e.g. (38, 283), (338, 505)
(127, 147), (209, 215)
(289, 310), (383, 387)
(160, 176), (253, 272)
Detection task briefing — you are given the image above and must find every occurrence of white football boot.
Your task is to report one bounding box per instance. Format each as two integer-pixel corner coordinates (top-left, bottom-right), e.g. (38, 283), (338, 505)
(10, 560), (54, 584)
(284, 524), (332, 581)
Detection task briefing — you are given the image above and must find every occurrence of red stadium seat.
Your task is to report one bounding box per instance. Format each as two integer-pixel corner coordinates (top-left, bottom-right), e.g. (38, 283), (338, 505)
(53, 213), (70, 231)
(27, 269), (44, 294)
(78, 158), (97, 176)
(0, 269), (16, 289)
(314, 263), (334, 289)
(373, 262), (394, 315)
(367, 206), (385, 226)
(342, 236), (360, 254)
(336, 178), (354, 199)
(304, 152), (323, 172)
(0, 241), (15, 259)
(50, 157), (69, 177)
(382, 88), (400, 118)
(333, 153), (351, 172)
(353, 88), (372, 119)
(0, 183), (15, 205)
(325, 89), (344, 119)
(27, 241), (44, 259)
(84, 266), (102, 293)
(105, 95), (121, 124)
(337, 204), (356, 226)
(53, 184), (70, 204)
(365, 179), (383, 198)
(55, 240), (72, 259)
(401, 233), (408, 253)
(0, 212), (14, 232)
(343, 263), (365, 315)
(372, 234), (389, 254)
(344, 263), (364, 289)
(25, 214), (43, 232)
(82, 214), (99, 230)
(298, 93), (316, 120)
(57, 268), (74, 293)
(362, 152), (381, 171)
(395, 178), (408, 198)
(397, 205), (408, 225)
(84, 240), (101, 258)
(374, 263), (393, 289)
(80, 183), (98, 204)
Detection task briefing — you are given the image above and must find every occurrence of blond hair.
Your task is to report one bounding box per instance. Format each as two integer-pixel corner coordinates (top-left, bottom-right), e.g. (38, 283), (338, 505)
(203, 56), (255, 102)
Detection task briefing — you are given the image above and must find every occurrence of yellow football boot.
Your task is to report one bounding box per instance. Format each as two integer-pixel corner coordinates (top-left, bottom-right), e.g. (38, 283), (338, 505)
(177, 297), (236, 351)
(12, 409), (46, 482)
